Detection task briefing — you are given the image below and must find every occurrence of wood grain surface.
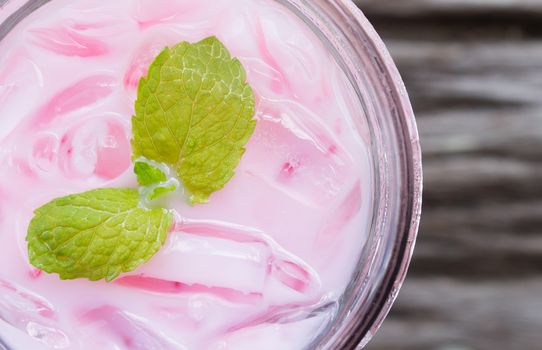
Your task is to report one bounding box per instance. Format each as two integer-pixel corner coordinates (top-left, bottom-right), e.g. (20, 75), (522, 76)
(355, 1), (542, 349)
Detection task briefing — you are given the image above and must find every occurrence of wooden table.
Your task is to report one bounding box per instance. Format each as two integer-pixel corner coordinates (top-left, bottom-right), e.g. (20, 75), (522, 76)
(355, 1), (542, 349)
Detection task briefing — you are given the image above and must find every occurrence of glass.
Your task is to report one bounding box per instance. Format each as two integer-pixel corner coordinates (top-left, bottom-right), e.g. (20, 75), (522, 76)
(0, 0), (422, 349)
(280, 1), (422, 349)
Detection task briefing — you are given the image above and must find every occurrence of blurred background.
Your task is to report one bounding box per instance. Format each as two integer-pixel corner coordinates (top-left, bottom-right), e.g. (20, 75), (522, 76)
(354, 1), (542, 349)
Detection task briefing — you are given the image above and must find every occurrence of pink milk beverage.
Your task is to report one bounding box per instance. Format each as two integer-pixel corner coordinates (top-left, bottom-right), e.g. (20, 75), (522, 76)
(0, 0), (372, 348)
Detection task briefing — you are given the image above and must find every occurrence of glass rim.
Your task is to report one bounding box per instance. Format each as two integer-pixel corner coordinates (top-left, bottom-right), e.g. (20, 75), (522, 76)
(335, 1), (421, 347)
(279, 0), (422, 348)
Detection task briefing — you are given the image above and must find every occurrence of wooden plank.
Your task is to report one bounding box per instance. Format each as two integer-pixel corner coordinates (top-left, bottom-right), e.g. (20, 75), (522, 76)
(356, 1), (542, 349)
(355, 0), (542, 40)
(371, 278), (542, 350)
(389, 40), (542, 205)
(386, 41), (542, 113)
(356, 0), (542, 14)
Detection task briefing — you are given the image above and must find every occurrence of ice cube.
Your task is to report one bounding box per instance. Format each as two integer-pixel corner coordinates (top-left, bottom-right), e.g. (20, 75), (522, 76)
(31, 133), (59, 174)
(207, 301), (334, 350)
(57, 117), (130, 179)
(225, 300), (336, 333)
(133, 0), (200, 29)
(26, 322), (71, 349)
(119, 221), (321, 305)
(315, 182), (363, 251)
(0, 279), (56, 321)
(271, 259), (312, 293)
(246, 99), (356, 208)
(29, 25), (109, 57)
(211, 0), (291, 96)
(93, 119), (131, 179)
(213, 0), (313, 97)
(81, 306), (186, 350)
(0, 319), (49, 350)
(0, 52), (43, 142)
(123, 33), (184, 90)
(250, 4), (328, 101)
(29, 75), (116, 129)
(125, 231), (271, 294)
(0, 279), (71, 349)
(149, 292), (264, 339)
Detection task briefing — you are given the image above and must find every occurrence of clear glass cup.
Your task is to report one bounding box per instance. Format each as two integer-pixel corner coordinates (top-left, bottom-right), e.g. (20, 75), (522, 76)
(0, 0), (422, 349)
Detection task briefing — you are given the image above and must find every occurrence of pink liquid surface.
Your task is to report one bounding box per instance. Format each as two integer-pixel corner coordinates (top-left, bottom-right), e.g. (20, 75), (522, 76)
(0, 0), (372, 348)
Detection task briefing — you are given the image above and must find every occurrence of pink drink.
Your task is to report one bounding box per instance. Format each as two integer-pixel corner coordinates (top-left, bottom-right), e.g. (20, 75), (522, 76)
(0, 0), (372, 348)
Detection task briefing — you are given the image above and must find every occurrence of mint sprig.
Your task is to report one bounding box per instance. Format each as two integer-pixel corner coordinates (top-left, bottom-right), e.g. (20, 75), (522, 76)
(134, 160), (167, 186)
(26, 37), (256, 282)
(134, 160), (177, 200)
(132, 36), (256, 204)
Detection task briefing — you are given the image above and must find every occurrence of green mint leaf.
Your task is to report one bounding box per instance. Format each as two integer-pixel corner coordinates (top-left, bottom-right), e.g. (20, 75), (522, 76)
(149, 184), (177, 200)
(132, 36), (256, 204)
(26, 188), (173, 282)
(134, 160), (167, 186)
(134, 160), (177, 200)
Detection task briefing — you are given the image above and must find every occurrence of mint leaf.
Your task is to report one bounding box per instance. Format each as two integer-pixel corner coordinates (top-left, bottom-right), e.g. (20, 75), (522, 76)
(149, 184), (177, 200)
(134, 160), (167, 186)
(131, 36), (256, 204)
(134, 160), (177, 200)
(26, 188), (173, 282)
